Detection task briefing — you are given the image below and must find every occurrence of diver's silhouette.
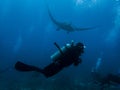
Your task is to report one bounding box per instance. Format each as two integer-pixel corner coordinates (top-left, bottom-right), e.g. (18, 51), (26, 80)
(14, 41), (85, 78)
(101, 74), (120, 85)
(91, 70), (120, 89)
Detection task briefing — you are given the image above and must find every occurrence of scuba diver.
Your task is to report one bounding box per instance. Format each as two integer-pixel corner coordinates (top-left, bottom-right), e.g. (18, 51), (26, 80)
(100, 73), (120, 86)
(92, 71), (120, 89)
(14, 41), (85, 78)
(91, 54), (103, 84)
(91, 55), (120, 89)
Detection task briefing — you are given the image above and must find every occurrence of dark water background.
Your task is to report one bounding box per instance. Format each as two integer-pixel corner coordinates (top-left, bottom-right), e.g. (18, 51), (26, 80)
(0, 0), (120, 89)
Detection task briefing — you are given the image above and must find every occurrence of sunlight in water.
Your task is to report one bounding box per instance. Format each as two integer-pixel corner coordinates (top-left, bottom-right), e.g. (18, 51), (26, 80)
(13, 35), (22, 53)
(105, 5), (120, 45)
(75, 0), (84, 6)
(74, 0), (98, 7)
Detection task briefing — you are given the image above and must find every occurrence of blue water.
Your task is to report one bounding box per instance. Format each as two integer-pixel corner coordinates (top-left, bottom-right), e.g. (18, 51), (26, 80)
(0, 0), (120, 89)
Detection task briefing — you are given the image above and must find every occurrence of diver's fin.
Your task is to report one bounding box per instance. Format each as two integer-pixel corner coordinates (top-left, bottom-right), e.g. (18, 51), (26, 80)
(14, 61), (43, 73)
(75, 26), (96, 31)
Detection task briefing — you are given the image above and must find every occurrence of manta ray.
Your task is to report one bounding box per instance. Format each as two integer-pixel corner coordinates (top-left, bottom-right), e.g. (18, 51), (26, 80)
(48, 8), (95, 33)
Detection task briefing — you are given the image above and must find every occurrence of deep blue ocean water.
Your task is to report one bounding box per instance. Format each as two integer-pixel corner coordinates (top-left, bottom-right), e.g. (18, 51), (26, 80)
(0, 0), (120, 89)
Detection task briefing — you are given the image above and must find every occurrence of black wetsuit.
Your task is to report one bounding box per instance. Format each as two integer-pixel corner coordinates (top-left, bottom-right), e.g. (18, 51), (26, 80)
(15, 42), (84, 78)
(42, 45), (83, 77)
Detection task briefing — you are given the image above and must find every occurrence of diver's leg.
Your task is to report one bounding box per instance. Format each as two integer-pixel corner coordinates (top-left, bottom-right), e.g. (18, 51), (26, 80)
(42, 63), (63, 78)
(15, 61), (63, 78)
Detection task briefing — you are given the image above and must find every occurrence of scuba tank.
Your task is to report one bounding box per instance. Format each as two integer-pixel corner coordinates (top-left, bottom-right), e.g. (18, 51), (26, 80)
(50, 41), (74, 61)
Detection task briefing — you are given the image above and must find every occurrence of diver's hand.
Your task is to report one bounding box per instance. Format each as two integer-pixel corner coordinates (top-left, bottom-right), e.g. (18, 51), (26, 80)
(74, 58), (82, 66)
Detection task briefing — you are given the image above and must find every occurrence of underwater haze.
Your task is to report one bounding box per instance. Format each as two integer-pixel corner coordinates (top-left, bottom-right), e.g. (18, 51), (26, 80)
(0, 0), (120, 90)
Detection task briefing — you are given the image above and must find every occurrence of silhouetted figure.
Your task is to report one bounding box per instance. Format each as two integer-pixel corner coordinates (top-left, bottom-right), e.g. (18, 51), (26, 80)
(15, 41), (85, 78)
(100, 73), (120, 85)
(91, 70), (120, 89)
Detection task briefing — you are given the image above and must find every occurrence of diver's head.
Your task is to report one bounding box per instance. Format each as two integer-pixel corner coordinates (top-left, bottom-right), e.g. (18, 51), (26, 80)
(75, 42), (85, 53)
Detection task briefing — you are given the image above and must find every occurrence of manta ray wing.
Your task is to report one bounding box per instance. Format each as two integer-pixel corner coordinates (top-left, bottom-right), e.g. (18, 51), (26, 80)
(47, 7), (60, 26)
(47, 5), (96, 32)
(74, 27), (96, 31)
